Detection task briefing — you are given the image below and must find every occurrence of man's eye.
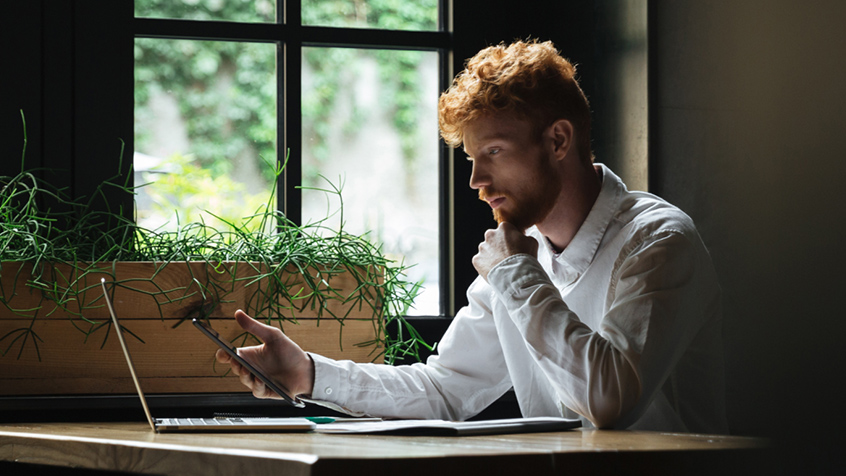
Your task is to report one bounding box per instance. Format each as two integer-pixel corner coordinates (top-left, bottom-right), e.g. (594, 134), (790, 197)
(489, 148), (500, 155)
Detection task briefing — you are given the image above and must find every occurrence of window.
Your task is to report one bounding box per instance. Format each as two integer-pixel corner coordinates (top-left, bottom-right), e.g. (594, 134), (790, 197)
(133, 0), (451, 316)
(2, 0), (601, 421)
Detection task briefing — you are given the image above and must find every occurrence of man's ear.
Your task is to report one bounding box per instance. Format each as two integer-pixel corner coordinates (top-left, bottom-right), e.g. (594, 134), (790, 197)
(546, 119), (574, 161)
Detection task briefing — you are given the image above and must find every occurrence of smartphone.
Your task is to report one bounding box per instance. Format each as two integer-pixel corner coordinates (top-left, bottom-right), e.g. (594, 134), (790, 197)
(193, 318), (305, 408)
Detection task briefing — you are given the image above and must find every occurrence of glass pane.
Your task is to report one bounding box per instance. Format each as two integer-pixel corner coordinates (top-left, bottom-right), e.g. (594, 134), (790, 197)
(302, 47), (440, 316)
(134, 39), (277, 232)
(135, 0), (276, 23)
(302, 0), (438, 31)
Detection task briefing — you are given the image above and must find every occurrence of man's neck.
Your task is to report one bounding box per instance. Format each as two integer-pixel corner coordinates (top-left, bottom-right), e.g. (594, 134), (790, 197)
(537, 164), (601, 253)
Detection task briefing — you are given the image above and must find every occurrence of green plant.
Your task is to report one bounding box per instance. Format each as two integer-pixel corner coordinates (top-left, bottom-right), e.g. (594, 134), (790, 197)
(0, 112), (433, 365)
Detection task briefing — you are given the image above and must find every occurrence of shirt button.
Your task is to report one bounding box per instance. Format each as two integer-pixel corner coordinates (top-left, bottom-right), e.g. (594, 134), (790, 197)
(324, 387), (333, 395)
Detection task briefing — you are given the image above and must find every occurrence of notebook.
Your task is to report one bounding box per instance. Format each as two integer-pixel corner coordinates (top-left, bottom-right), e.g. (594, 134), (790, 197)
(99, 278), (316, 433)
(313, 416), (582, 436)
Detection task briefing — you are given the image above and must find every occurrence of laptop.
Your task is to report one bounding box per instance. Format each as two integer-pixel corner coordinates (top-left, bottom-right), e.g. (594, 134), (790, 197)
(99, 278), (316, 433)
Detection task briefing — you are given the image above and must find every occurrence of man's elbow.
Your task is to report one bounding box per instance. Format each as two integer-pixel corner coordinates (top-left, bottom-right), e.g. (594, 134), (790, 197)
(585, 375), (642, 429)
(589, 405), (631, 429)
(585, 400), (624, 429)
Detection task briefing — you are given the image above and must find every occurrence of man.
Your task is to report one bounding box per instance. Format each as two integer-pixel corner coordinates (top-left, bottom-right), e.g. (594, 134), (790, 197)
(217, 40), (728, 433)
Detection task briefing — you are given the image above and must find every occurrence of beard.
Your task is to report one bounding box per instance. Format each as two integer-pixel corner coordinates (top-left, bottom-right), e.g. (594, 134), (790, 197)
(479, 160), (562, 232)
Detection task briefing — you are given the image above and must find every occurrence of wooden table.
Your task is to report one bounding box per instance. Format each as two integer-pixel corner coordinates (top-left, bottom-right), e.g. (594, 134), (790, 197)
(0, 422), (769, 476)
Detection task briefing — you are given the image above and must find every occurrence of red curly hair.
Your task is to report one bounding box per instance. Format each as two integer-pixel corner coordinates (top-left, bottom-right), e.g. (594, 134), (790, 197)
(438, 39), (592, 160)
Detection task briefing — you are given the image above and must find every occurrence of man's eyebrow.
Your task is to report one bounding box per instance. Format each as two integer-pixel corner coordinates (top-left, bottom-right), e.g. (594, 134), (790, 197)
(464, 132), (511, 155)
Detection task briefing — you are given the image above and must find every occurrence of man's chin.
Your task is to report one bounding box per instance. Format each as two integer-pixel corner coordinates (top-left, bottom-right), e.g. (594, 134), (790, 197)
(494, 211), (532, 233)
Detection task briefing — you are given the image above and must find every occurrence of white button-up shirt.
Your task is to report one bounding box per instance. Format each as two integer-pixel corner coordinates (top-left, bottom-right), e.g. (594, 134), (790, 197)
(306, 164), (728, 433)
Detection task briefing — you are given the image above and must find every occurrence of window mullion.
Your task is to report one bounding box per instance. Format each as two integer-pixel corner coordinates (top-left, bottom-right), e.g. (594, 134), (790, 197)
(281, 41), (302, 225)
(280, 1), (302, 225)
(439, 48), (454, 317)
(134, 17), (282, 42)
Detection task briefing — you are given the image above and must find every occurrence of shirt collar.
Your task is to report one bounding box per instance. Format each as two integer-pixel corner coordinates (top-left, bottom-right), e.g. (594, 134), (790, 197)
(533, 163), (624, 278)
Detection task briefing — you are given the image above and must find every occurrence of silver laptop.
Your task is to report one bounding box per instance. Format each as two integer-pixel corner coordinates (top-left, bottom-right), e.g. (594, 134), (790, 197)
(99, 278), (316, 433)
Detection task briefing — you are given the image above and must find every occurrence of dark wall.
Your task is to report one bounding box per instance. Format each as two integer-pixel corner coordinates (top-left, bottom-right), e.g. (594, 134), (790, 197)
(1, 1), (134, 220)
(650, 0), (846, 469)
(2, 4), (44, 174)
(450, 1), (599, 310)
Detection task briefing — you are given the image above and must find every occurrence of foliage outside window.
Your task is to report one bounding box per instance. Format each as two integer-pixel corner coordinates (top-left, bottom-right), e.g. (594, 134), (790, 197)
(133, 0), (442, 315)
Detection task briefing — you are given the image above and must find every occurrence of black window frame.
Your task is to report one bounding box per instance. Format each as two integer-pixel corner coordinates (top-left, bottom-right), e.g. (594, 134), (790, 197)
(133, 2), (455, 319)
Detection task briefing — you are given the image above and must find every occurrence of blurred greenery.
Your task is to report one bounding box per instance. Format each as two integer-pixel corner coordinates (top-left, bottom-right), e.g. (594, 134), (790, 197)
(135, 0), (275, 22)
(134, 0), (438, 199)
(138, 153), (272, 232)
(134, 37), (277, 185)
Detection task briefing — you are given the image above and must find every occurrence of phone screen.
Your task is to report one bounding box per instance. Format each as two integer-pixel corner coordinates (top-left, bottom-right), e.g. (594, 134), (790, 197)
(192, 318), (305, 408)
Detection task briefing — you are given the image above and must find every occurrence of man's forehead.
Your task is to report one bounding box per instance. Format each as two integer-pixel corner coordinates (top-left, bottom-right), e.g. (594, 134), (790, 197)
(463, 115), (532, 151)
(463, 130), (511, 149)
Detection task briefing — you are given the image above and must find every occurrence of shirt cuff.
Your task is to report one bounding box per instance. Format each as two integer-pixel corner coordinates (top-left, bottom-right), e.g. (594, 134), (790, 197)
(301, 352), (367, 417)
(487, 254), (553, 306)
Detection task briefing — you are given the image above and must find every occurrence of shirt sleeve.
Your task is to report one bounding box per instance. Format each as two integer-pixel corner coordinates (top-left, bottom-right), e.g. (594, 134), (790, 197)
(486, 229), (705, 429)
(304, 277), (513, 421)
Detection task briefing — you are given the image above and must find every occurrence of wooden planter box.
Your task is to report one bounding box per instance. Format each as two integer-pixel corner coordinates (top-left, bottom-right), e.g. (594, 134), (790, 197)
(0, 261), (384, 396)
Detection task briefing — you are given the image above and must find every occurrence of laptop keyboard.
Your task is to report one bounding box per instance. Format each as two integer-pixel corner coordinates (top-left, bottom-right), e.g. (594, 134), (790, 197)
(160, 418), (244, 426)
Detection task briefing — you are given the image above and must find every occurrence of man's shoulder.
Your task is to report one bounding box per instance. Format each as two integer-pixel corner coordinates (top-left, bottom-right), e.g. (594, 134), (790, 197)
(616, 189), (698, 238)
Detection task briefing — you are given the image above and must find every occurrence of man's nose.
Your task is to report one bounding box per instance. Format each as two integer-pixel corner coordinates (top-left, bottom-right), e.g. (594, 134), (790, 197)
(469, 161), (491, 190)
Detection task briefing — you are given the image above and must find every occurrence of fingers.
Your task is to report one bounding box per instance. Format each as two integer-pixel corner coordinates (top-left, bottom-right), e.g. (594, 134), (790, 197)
(251, 379), (275, 399)
(493, 221), (539, 257)
(221, 310), (284, 400)
(220, 350), (276, 399)
(473, 221), (541, 280)
(497, 221), (518, 233)
(216, 349), (245, 377)
(215, 348), (231, 364)
(234, 366), (277, 400)
(214, 347), (249, 382)
(525, 233), (539, 256)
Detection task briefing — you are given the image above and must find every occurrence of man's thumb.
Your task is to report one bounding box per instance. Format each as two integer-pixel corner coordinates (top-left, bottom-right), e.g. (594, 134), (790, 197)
(234, 309), (275, 342)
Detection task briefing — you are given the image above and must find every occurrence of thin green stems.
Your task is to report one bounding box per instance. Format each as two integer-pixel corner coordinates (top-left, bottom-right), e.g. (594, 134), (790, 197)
(1, 117), (428, 364)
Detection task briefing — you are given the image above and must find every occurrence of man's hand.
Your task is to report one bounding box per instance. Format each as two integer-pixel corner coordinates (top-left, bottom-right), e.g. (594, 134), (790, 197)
(215, 310), (315, 400)
(472, 222), (539, 281)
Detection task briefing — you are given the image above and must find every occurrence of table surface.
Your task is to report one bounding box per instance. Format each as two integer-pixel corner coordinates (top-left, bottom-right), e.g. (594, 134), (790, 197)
(0, 421), (769, 476)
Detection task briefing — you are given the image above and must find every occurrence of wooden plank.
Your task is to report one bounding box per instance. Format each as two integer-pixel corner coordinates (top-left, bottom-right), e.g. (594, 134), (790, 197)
(0, 319), (382, 395)
(1, 261), (386, 395)
(0, 377), (249, 395)
(0, 261), (384, 321)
